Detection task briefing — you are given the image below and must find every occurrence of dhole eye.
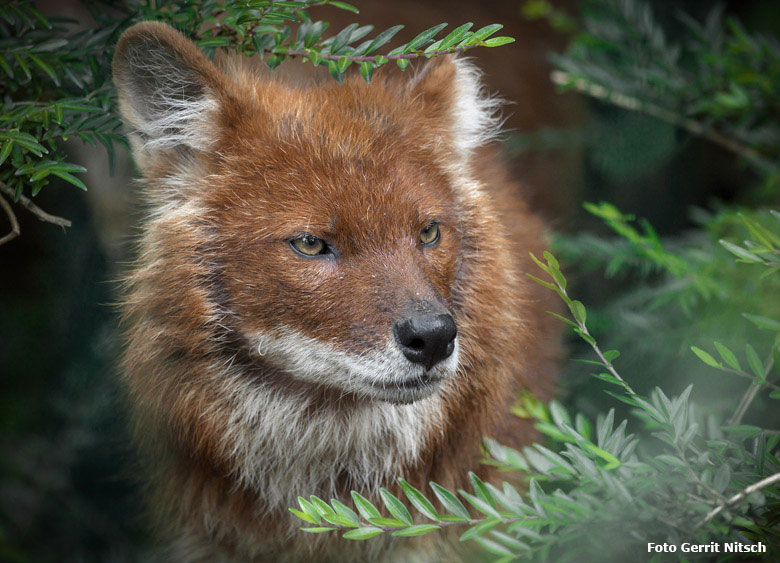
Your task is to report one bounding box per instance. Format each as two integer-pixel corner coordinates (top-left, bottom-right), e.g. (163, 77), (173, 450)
(290, 234), (329, 257)
(420, 222), (440, 246)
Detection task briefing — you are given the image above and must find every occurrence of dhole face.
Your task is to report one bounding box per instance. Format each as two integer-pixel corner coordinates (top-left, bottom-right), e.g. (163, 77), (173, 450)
(209, 119), (463, 403)
(183, 70), (472, 403)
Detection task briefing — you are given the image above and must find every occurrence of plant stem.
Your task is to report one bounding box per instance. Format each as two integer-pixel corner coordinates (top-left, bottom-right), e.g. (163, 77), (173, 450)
(283, 45), (478, 63)
(728, 355), (775, 426)
(0, 192), (20, 245)
(0, 181), (71, 228)
(313, 514), (535, 534)
(550, 70), (778, 176)
(695, 471), (780, 529)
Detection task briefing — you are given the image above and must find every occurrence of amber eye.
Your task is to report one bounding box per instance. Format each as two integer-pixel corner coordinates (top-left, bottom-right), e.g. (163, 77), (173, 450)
(290, 234), (328, 257)
(420, 222), (440, 246)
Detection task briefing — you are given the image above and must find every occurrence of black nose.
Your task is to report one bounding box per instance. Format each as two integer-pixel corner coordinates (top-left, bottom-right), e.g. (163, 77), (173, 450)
(393, 313), (457, 370)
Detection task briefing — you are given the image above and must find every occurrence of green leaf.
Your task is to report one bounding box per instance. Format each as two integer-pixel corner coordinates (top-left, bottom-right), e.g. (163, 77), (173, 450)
(359, 61), (373, 84)
(490, 530), (530, 551)
(379, 488), (412, 525)
(714, 342), (740, 370)
(351, 491), (381, 521)
(423, 39), (444, 56)
(297, 497), (321, 524)
(396, 58), (410, 71)
(331, 499), (360, 526)
(469, 24), (503, 42)
(592, 372), (623, 386)
(398, 479), (438, 521)
(342, 527), (384, 540)
(545, 311), (576, 328)
(337, 56), (351, 73)
(745, 344), (765, 382)
(722, 425), (763, 440)
(197, 36), (233, 48)
(327, 60), (345, 84)
(439, 23), (473, 50)
(266, 54), (285, 70)
(391, 524), (441, 537)
(459, 490), (502, 519)
(288, 508), (317, 524)
(459, 518), (500, 542)
(0, 140), (13, 167)
(525, 274), (557, 292)
(583, 443), (621, 469)
(691, 346), (721, 368)
(770, 389), (780, 399)
(483, 36), (515, 47)
(474, 536), (514, 556)
(713, 464), (731, 493)
(430, 482), (471, 520)
(27, 54), (59, 85)
(742, 314), (780, 331)
(405, 23), (448, 52)
(720, 240), (763, 263)
(468, 472), (496, 509)
(328, 1), (359, 13)
(603, 350), (620, 362)
(52, 171), (87, 191)
(0, 55), (13, 78)
(301, 526), (336, 533)
(575, 413), (592, 440)
(366, 25), (404, 54)
(570, 300), (586, 325)
(367, 517), (405, 528)
(309, 496), (336, 518)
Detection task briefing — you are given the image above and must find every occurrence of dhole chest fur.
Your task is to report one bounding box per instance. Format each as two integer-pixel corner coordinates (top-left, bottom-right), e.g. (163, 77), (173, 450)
(114, 21), (559, 562)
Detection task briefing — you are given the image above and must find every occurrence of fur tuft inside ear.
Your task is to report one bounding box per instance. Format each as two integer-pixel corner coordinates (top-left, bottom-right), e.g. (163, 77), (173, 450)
(409, 56), (502, 161)
(449, 58), (503, 155)
(112, 22), (229, 161)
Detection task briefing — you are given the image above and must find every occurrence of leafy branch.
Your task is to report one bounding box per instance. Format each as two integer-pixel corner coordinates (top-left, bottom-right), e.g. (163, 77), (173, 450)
(550, 70), (777, 175)
(547, 0), (780, 181)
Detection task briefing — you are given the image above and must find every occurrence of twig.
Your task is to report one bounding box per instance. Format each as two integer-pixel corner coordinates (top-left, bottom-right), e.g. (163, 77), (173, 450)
(282, 45), (478, 64)
(307, 514), (536, 534)
(719, 365), (780, 391)
(728, 355), (775, 426)
(550, 70), (778, 175)
(557, 283), (636, 395)
(0, 192), (20, 246)
(694, 471), (780, 529)
(0, 182), (71, 228)
(729, 385), (761, 426)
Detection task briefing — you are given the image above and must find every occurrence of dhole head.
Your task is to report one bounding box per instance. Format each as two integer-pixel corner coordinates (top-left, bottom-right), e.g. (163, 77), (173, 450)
(114, 22), (502, 404)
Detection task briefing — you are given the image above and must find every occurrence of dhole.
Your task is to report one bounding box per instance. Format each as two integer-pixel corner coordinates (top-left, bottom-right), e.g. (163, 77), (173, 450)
(115, 21), (559, 562)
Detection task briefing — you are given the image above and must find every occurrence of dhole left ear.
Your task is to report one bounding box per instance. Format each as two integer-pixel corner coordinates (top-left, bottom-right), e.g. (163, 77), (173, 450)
(112, 22), (235, 166)
(407, 56), (501, 162)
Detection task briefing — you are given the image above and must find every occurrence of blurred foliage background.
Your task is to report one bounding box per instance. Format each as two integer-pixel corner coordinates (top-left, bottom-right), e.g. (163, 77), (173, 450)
(1, 0), (779, 561)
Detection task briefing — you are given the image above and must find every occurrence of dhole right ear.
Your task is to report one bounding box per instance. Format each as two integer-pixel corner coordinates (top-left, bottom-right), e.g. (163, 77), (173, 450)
(113, 22), (232, 166)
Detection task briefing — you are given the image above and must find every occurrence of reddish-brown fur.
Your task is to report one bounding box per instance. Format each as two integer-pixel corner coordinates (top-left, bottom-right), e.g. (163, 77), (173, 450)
(115, 21), (559, 562)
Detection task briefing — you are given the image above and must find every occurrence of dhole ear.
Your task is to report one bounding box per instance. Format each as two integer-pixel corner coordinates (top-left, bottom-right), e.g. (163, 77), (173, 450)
(408, 56), (501, 161)
(112, 22), (231, 164)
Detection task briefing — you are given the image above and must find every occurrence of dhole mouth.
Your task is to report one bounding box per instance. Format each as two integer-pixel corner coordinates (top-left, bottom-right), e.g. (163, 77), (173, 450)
(371, 371), (444, 391)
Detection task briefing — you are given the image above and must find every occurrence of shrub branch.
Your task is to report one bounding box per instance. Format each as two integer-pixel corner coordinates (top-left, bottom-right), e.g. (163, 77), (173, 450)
(0, 182), (71, 230)
(695, 472), (780, 529)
